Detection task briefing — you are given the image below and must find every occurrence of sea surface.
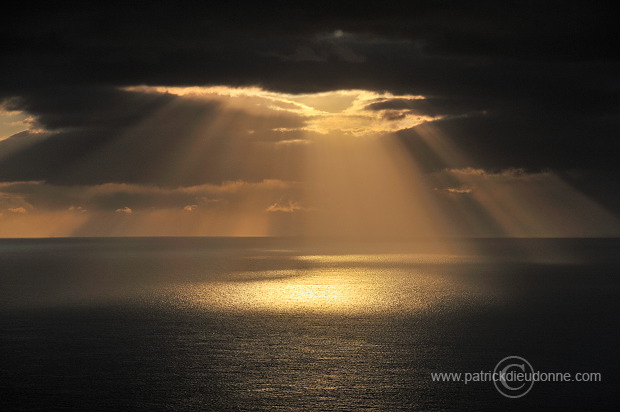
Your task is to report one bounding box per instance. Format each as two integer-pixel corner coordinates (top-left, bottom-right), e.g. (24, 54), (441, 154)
(1, 237), (618, 411)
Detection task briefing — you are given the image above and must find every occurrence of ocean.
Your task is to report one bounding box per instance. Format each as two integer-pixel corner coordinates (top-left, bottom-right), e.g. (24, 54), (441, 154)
(1, 237), (618, 410)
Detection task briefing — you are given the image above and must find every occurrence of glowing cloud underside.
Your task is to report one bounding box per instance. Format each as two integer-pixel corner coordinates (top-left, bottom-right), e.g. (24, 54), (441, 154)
(0, 86), (618, 238)
(126, 86), (437, 136)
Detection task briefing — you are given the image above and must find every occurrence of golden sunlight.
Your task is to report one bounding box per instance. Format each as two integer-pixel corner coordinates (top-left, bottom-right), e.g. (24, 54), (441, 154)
(2, 85), (617, 238)
(125, 86), (439, 135)
(166, 254), (485, 314)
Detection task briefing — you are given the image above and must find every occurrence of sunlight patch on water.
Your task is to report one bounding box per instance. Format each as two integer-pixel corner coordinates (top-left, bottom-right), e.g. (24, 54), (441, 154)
(295, 253), (474, 265)
(166, 253), (492, 314)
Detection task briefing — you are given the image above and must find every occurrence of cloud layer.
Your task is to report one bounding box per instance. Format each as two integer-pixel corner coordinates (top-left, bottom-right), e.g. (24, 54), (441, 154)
(0, 1), (618, 236)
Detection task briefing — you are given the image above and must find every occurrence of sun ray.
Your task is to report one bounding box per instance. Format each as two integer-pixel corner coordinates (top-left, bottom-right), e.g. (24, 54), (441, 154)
(2, 86), (618, 239)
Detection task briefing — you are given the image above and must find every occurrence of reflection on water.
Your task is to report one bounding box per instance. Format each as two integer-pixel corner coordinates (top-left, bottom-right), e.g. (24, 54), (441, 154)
(171, 254), (490, 314)
(1, 237), (619, 410)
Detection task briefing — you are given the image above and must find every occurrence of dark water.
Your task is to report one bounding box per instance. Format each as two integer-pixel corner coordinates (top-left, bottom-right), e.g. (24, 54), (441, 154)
(1, 237), (618, 410)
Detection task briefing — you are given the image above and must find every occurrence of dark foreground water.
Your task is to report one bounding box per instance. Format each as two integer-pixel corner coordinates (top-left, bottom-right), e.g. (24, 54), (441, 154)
(1, 237), (618, 411)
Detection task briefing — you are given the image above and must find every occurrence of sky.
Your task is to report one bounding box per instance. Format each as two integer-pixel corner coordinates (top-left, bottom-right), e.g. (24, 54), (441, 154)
(0, 1), (618, 237)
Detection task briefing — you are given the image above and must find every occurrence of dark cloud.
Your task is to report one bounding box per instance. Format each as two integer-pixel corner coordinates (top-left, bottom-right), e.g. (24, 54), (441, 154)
(3, 1), (617, 92)
(0, 179), (300, 213)
(0, 1), (618, 211)
(0, 88), (306, 186)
